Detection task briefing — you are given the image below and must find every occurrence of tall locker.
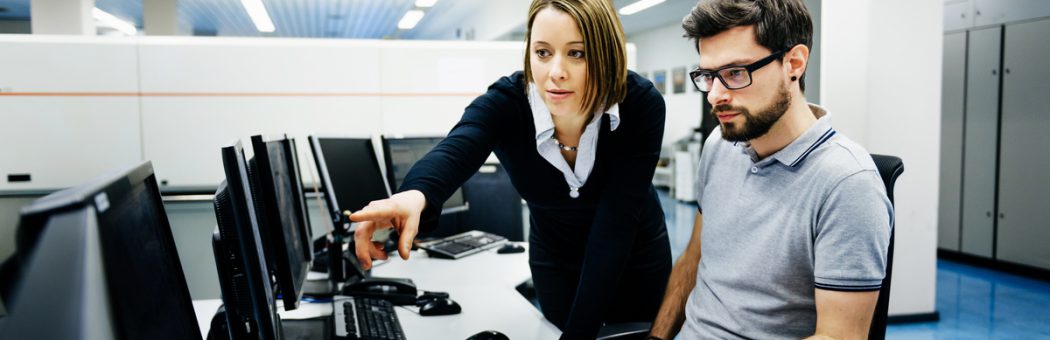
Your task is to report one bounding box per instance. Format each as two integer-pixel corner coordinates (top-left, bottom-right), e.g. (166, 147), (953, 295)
(939, 32), (967, 251)
(996, 18), (1050, 269)
(960, 26), (1001, 258)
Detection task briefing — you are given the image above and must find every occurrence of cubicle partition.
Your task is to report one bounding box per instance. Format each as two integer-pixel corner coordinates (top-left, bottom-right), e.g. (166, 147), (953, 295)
(0, 36), (549, 192)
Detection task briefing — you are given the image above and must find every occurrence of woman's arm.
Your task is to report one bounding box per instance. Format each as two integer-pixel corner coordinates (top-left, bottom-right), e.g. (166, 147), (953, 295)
(351, 75), (520, 268)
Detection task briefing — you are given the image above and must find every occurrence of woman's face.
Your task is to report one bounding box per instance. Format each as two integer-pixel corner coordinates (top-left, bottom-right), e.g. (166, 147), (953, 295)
(529, 7), (588, 117)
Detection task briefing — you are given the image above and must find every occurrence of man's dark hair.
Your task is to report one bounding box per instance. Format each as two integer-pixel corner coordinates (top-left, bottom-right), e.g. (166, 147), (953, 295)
(682, 0), (813, 91)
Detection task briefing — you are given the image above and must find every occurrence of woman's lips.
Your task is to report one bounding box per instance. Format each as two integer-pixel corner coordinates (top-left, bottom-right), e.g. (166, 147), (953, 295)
(547, 90), (573, 100)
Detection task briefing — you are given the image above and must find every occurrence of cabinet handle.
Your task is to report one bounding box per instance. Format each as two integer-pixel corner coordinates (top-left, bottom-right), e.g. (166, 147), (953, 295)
(1005, 68), (1011, 74)
(986, 211), (992, 217)
(992, 69), (998, 75)
(999, 213), (1005, 219)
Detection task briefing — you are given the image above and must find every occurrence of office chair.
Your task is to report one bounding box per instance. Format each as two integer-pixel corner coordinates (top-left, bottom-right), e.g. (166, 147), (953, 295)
(867, 154), (904, 340)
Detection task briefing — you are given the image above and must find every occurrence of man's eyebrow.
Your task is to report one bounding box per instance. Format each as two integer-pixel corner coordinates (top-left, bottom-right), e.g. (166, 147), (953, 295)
(699, 58), (758, 71)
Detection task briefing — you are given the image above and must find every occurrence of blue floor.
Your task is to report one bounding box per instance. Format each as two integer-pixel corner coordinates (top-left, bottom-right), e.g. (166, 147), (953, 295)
(655, 189), (1050, 339)
(886, 260), (1050, 339)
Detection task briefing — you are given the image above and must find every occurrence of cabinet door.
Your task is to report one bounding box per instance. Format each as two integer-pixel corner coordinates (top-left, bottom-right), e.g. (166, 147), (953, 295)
(960, 26), (1001, 258)
(997, 18), (1050, 270)
(939, 32), (967, 251)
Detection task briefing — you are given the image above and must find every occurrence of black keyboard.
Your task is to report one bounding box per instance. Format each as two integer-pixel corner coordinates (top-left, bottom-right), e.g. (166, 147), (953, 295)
(334, 296), (406, 340)
(418, 230), (507, 259)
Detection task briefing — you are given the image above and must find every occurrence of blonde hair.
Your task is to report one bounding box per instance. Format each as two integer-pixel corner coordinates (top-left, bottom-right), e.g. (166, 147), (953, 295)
(523, 0), (628, 115)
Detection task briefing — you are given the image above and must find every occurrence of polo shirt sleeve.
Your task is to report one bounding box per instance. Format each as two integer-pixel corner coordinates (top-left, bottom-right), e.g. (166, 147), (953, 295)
(812, 170), (892, 291)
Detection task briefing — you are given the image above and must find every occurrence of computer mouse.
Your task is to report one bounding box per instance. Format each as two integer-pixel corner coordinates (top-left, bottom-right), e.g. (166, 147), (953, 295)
(465, 330), (509, 340)
(497, 243), (525, 254)
(416, 291), (450, 305)
(419, 297), (461, 316)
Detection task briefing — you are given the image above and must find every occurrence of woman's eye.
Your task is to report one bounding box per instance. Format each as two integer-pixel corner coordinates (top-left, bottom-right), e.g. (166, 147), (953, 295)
(535, 49), (551, 58)
(569, 50), (585, 58)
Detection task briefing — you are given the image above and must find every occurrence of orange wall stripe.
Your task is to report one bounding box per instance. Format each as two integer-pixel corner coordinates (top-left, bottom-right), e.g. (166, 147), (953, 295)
(0, 92), (481, 97)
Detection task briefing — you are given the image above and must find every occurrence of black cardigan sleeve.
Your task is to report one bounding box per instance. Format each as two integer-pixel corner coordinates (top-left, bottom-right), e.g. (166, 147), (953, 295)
(560, 81), (666, 339)
(397, 76), (517, 231)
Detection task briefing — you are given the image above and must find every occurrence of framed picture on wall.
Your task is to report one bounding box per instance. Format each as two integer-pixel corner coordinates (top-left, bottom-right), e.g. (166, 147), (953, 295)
(653, 70), (667, 94)
(672, 67), (687, 94)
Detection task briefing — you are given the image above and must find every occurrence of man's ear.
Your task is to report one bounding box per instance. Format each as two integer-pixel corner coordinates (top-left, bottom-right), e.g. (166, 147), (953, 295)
(785, 44), (810, 81)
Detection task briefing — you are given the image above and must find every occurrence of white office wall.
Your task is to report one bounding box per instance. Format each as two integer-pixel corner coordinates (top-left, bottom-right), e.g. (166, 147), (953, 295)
(0, 36), (635, 191)
(628, 24), (704, 147)
(823, 0), (943, 317)
(0, 36), (142, 193)
(137, 37), (390, 188)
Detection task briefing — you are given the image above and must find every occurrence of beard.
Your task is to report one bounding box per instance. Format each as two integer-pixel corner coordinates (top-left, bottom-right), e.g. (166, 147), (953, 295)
(713, 85), (792, 142)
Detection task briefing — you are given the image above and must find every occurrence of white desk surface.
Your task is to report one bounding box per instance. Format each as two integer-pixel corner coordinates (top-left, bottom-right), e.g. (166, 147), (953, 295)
(193, 242), (561, 339)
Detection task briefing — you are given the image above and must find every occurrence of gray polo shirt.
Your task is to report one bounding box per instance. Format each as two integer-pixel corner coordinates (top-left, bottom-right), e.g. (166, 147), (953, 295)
(679, 104), (892, 339)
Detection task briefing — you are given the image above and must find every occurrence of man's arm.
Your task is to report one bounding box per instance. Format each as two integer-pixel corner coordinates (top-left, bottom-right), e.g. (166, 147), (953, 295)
(804, 289), (879, 340)
(649, 211), (703, 339)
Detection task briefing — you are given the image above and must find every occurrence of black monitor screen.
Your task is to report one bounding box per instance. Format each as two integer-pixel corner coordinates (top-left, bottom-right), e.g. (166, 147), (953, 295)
(384, 137), (465, 209)
(314, 137), (390, 215)
(213, 141), (281, 340)
(4, 162), (201, 340)
(284, 138), (314, 261)
(249, 135), (310, 310)
(95, 166), (201, 339)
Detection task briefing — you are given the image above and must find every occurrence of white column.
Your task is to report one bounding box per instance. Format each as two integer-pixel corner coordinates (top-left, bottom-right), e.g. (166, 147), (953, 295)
(821, 0), (943, 318)
(30, 0), (94, 35)
(144, 0), (178, 36)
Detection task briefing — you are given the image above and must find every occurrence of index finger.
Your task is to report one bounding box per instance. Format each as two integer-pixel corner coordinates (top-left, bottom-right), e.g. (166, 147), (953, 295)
(348, 204), (399, 223)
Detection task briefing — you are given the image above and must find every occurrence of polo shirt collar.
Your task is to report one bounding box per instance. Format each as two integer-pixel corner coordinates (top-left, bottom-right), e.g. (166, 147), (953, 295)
(768, 104), (836, 167)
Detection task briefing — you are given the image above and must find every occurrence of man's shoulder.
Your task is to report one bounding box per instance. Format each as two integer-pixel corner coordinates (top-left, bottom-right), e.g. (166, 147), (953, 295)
(806, 133), (880, 187)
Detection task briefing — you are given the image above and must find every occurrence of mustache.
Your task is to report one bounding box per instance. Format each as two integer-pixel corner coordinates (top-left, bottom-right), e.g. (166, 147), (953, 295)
(712, 104), (748, 115)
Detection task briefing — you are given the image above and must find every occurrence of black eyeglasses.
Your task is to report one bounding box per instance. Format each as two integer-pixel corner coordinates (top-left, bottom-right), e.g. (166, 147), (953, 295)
(689, 48), (788, 92)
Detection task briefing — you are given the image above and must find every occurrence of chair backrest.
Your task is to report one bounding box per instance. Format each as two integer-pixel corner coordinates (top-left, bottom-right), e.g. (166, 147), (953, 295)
(867, 154), (904, 340)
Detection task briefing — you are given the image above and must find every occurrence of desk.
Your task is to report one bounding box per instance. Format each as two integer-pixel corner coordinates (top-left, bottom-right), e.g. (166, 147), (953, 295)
(193, 242), (561, 339)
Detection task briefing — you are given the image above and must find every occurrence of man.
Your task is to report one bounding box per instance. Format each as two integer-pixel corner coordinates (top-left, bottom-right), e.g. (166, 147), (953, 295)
(648, 1), (892, 339)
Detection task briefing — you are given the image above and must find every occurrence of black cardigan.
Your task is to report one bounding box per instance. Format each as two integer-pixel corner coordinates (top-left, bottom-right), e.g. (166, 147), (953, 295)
(400, 70), (667, 338)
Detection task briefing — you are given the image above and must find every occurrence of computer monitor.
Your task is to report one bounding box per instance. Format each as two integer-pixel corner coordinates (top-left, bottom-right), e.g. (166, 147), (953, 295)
(0, 162), (201, 340)
(381, 136), (467, 211)
(212, 141), (282, 340)
(308, 136), (391, 225)
(283, 137), (314, 261)
(247, 135), (311, 311)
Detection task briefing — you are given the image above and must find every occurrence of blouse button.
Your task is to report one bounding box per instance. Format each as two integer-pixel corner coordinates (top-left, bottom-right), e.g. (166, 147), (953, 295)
(750, 167), (759, 174)
(569, 187), (580, 198)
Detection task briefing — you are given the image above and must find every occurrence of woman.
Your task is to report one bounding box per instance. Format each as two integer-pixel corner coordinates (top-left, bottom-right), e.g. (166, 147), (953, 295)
(350, 0), (670, 338)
